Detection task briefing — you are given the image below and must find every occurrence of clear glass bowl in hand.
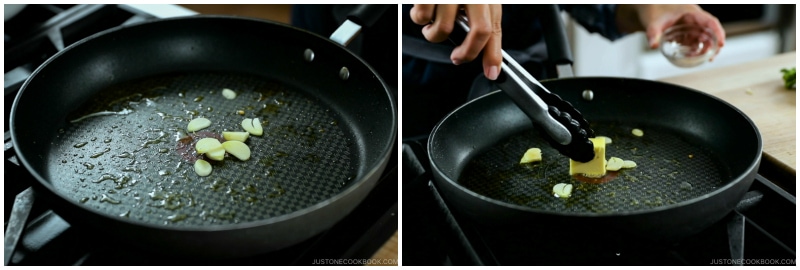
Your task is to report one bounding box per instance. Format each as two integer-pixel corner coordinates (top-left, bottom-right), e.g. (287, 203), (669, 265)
(660, 24), (718, 68)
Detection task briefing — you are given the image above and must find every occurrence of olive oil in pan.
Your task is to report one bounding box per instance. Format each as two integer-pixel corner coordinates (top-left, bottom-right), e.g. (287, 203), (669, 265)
(47, 72), (356, 226)
(459, 124), (727, 213)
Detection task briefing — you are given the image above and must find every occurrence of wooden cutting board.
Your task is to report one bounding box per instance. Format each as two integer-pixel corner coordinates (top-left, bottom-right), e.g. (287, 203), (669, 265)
(660, 52), (796, 175)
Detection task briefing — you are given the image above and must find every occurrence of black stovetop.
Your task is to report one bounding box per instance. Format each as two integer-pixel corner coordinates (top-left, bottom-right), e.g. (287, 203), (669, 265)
(4, 4), (397, 266)
(402, 139), (795, 266)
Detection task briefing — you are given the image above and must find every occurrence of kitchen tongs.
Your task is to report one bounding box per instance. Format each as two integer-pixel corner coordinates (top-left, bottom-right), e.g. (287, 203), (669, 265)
(455, 14), (595, 162)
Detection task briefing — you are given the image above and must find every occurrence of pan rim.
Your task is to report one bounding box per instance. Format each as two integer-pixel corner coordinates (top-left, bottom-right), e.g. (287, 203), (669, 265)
(427, 77), (762, 218)
(10, 14), (397, 232)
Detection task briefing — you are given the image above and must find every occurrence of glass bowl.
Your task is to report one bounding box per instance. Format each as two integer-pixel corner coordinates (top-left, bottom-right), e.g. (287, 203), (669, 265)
(660, 24), (718, 68)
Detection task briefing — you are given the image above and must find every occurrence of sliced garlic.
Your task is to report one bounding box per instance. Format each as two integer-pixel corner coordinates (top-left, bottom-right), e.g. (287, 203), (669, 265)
(519, 148), (542, 164)
(195, 138), (223, 154)
(222, 88), (237, 99)
(606, 157), (625, 171)
(222, 131), (250, 142)
(596, 136), (612, 144)
(187, 117), (211, 132)
(553, 183), (573, 198)
(206, 148), (226, 161)
(194, 159), (212, 177)
(241, 118), (263, 136)
(222, 141), (251, 161)
(631, 128), (644, 137)
(622, 160), (637, 169)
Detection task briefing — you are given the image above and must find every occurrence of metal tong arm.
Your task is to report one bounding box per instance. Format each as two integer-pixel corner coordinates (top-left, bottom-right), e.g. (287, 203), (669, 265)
(455, 15), (572, 145)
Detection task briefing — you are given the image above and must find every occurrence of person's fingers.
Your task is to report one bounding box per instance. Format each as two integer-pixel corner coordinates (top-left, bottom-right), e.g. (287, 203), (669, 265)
(421, 4), (460, 43)
(481, 5), (503, 80)
(451, 5), (492, 65)
(645, 25), (663, 49)
(646, 16), (676, 49)
(701, 12), (725, 60)
(673, 11), (726, 61)
(410, 4), (436, 25)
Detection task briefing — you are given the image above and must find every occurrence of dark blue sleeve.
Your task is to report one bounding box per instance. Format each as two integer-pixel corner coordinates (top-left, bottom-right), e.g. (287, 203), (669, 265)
(560, 4), (625, 41)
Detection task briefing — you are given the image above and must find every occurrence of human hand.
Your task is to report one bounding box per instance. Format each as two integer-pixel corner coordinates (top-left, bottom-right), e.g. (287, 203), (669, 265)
(634, 5), (725, 60)
(409, 4), (503, 80)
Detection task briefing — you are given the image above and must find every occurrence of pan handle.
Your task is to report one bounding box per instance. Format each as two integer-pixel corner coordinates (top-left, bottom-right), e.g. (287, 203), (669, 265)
(346, 4), (390, 29)
(329, 4), (390, 47)
(538, 4), (575, 78)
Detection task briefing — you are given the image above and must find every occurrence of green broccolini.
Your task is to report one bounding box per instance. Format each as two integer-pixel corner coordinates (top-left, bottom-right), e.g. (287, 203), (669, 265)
(781, 67), (795, 89)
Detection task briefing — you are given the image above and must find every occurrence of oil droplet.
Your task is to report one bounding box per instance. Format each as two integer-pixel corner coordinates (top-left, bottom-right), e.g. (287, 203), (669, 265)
(167, 213), (188, 223)
(199, 210), (235, 221)
(61, 160), (67, 164)
(83, 163), (95, 170)
(99, 194), (120, 204)
(117, 152), (132, 158)
(104, 138), (112, 143)
(93, 174), (116, 183)
(630, 198), (640, 206)
(120, 210), (130, 218)
(330, 120), (338, 126)
(680, 182), (693, 191)
(207, 107), (213, 112)
(74, 142), (89, 148)
(158, 170), (171, 176)
(194, 96), (204, 102)
(158, 148), (169, 154)
(90, 148), (111, 158)
(79, 197), (89, 203)
(207, 179), (228, 191)
(268, 183), (286, 198)
(243, 184), (257, 193)
(91, 137), (97, 141)
(304, 154), (321, 163)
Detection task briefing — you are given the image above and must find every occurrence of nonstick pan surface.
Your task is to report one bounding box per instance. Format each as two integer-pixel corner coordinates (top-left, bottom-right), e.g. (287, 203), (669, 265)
(48, 72), (357, 225)
(10, 15), (396, 257)
(460, 122), (728, 214)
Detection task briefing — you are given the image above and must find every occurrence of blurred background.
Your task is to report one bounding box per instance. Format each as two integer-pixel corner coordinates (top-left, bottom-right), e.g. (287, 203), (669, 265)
(180, 4), (292, 24)
(566, 4), (795, 80)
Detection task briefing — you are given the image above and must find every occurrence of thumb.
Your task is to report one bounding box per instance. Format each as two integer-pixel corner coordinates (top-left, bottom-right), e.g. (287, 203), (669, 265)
(646, 24), (662, 49)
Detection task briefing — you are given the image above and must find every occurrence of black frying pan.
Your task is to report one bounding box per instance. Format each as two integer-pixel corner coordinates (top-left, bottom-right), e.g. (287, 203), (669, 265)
(426, 4), (760, 245)
(428, 77), (761, 244)
(10, 10), (396, 258)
